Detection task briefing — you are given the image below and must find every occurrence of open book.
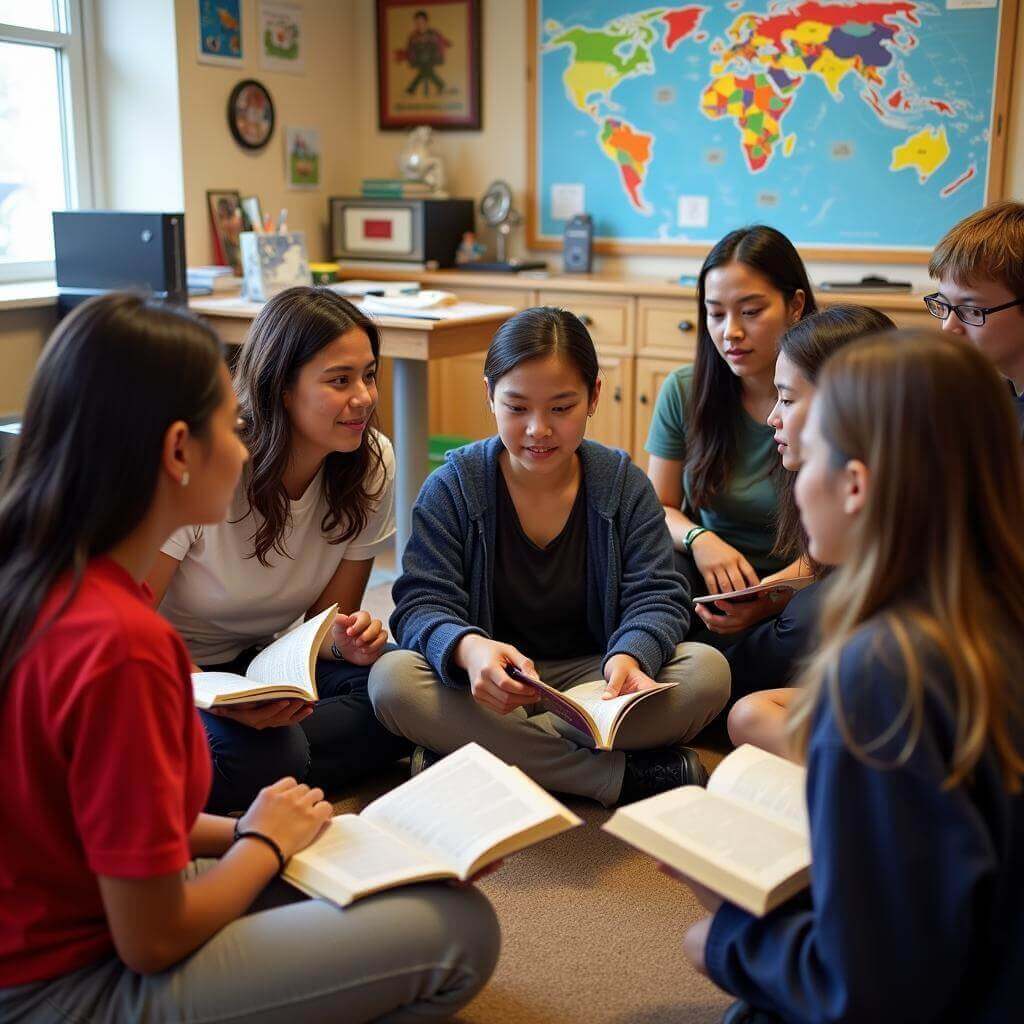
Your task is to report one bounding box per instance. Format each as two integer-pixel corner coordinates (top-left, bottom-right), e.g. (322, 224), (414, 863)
(603, 744), (809, 916)
(191, 604), (337, 709)
(692, 575), (816, 606)
(283, 743), (582, 906)
(505, 665), (678, 751)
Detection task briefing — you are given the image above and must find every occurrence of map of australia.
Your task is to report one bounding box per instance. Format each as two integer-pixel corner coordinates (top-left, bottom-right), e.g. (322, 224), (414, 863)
(537, 0), (1002, 250)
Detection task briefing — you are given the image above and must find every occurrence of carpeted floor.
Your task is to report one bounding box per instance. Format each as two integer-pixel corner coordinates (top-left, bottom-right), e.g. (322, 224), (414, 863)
(330, 568), (736, 1024)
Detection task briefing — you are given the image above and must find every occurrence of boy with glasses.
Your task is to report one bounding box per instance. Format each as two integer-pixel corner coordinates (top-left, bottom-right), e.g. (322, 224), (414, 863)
(927, 201), (1024, 435)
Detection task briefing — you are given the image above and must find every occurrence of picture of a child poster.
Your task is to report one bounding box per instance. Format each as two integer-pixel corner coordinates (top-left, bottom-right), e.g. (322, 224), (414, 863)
(286, 127), (321, 189)
(376, 0), (481, 130)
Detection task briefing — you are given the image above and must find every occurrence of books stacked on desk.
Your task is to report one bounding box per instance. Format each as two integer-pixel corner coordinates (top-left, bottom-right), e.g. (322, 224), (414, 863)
(187, 266), (243, 295)
(361, 178), (448, 200)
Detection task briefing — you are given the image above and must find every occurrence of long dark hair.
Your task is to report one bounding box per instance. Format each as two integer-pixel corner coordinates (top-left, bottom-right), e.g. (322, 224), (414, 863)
(687, 225), (816, 509)
(234, 286), (386, 566)
(773, 304), (895, 567)
(484, 306), (599, 396)
(0, 292), (223, 685)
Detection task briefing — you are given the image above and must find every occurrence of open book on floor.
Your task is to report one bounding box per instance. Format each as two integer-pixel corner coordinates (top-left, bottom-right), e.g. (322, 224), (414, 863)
(191, 604), (337, 709)
(283, 742), (582, 906)
(505, 665), (678, 751)
(692, 576), (816, 605)
(603, 744), (809, 916)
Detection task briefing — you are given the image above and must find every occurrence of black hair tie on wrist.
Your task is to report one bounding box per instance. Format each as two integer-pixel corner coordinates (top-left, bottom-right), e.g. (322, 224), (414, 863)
(233, 829), (286, 874)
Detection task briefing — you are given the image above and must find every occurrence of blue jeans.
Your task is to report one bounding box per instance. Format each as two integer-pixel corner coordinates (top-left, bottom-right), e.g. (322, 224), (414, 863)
(200, 646), (412, 813)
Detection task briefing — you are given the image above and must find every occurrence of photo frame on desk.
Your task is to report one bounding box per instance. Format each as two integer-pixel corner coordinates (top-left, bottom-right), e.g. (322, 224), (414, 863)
(376, 0), (481, 130)
(206, 189), (245, 273)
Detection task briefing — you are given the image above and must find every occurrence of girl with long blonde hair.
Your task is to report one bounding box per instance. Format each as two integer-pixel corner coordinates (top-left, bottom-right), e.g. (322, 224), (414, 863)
(678, 330), (1024, 1023)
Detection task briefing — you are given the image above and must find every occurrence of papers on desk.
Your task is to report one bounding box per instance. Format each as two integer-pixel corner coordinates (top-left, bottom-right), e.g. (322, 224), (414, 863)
(359, 290), (458, 315)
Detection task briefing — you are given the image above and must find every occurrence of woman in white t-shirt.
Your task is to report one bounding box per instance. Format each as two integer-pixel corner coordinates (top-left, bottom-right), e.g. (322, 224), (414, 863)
(148, 287), (409, 812)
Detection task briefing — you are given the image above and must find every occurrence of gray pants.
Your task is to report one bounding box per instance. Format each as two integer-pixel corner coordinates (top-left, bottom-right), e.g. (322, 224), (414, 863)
(0, 863), (500, 1024)
(369, 643), (730, 807)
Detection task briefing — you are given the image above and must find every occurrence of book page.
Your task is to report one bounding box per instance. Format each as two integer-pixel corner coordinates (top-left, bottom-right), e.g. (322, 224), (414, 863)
(363, 743), (571, 877)
(562, 680), (678, 749)
(693, 576), (815, 605)
(245, 604), (337, 698)
(284, 814), (452, 904)
(708, 744), (808, 836)
(612, 787), (810, 890)
(191, 671), (312, 708)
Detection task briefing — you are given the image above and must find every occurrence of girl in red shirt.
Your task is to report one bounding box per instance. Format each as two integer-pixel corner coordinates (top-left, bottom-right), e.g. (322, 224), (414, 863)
(0, 293), (498, 1022)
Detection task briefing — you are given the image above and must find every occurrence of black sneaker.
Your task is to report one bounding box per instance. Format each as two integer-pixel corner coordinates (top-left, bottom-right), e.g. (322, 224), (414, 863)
(721, 1000), (785, 1024)
(410, 746), (443, 777)
(618, 744), (708, 805)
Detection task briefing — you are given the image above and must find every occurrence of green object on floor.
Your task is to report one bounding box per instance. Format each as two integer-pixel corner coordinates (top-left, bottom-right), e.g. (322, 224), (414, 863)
(428, 434), (472, 471)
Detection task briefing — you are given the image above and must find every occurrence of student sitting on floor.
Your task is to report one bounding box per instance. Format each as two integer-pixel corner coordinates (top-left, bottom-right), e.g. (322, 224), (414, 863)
(369, 307), (730, 806)
(645, 225), (816, 606)
(0, 293), (499, 1023)
(675, 329), (1024, 1024)
(710, 304), (895, 758)
(148, 286), (409, 814)
(927, 199), (1024, 436)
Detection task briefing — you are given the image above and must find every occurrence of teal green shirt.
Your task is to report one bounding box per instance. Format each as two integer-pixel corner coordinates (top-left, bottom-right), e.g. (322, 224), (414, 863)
(645, 364), (784, 574)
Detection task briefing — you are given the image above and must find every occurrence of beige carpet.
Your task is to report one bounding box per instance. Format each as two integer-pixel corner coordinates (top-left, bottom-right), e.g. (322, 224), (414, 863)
(331, 574), (736, 1024)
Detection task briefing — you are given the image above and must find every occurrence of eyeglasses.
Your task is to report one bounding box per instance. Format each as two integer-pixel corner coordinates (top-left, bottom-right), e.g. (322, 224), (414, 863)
(924, 293), (1024, 327)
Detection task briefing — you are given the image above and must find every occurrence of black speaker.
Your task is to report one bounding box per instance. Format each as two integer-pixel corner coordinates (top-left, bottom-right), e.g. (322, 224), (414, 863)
(563, 213), (593, 274)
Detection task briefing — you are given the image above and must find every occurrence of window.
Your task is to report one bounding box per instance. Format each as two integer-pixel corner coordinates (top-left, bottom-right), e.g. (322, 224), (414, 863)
(0, 1), (93, 283)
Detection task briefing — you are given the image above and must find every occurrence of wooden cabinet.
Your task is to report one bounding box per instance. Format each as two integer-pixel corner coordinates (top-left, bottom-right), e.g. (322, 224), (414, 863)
(537, 291), (634, 355)
(636, 297), (700, 359)
(588, 354), (634, 452)
(633, 356), (686, 469)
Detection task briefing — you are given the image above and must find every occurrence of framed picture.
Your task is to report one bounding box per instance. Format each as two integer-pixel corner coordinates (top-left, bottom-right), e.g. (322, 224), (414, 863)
(376, 0), (481, 131)
(207, 189), (245, 273)
(260, 1), (304, 74)
(197, 0), (244, 66)
(286, 126), (321, 189)
(227, 79), (275, 150)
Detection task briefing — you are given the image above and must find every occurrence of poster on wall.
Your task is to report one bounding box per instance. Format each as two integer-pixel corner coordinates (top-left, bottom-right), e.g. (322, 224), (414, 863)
(197, 0), (244, 66)
(260, 2), (305, 74)
(286, 127), (321, 189)
(376, 0), (481, 130)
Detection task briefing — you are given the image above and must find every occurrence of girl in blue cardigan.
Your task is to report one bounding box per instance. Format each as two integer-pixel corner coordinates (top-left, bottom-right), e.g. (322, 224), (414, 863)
(678, 330), (1024, 1024)
(369, 308), (729, 806)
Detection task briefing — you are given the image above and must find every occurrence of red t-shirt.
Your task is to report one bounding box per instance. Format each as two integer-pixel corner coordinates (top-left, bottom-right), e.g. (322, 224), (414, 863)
(0, 557), (211, 985)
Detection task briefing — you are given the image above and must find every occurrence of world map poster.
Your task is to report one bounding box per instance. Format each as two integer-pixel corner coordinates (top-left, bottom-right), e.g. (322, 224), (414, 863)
(530, 0), (1014, 256)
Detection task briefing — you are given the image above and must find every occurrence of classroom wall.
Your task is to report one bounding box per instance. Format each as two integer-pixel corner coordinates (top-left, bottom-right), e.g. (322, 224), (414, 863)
(172, 0), (360, 266)
(350, 0), (1024, 289)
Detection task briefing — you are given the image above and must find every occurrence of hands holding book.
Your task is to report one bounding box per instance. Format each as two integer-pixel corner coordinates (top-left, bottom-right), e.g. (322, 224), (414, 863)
(602, 654), (663, 700)
(689, 530), (760, 595)
(454, 635), (542, 715)
(209, 699), (314, 729)
(235, 776), (334, 863)
(324, 610), (389, 666)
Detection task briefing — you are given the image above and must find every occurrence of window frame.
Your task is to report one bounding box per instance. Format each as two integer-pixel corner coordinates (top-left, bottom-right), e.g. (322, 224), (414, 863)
(0, 0), (95, 284)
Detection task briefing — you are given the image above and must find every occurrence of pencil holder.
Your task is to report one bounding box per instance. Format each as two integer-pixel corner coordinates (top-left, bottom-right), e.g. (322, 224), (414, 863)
(240, 231), (312, 302)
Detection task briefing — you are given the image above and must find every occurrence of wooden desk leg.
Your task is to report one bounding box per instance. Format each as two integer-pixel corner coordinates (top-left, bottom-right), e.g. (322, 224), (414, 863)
(391, 356), (429, 559)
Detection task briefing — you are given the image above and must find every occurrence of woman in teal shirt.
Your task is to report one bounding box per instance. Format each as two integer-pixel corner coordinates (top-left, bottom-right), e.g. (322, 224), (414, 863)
(646, 225), (816, 599)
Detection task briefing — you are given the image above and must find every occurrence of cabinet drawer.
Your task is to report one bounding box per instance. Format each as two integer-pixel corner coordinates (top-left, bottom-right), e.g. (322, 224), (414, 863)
(451, 286), (536, 311)
(637, 298), (700, 359)
(537, 291), (634, 354)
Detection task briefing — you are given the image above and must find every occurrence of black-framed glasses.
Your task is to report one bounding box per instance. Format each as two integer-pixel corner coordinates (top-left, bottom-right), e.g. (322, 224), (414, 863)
(924, 293), (1024, 327)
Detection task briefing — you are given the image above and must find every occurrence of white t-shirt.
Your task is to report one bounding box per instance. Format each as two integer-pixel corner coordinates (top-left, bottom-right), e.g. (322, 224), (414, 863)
(159, 431), (396, 665)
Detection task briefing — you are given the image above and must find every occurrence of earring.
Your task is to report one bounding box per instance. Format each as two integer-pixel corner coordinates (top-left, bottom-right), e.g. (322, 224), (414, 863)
(180, 471), (190, 487)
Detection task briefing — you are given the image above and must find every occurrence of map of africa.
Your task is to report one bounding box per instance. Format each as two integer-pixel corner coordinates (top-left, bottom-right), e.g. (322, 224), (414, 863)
(535, 1), (1006, 252)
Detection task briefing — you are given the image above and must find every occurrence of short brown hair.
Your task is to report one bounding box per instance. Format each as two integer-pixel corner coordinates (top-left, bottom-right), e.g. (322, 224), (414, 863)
(929, 200), (1024, 296)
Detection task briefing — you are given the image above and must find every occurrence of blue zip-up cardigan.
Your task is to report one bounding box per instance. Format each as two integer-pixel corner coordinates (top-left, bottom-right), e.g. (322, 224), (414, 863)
(390, 436), (691, 688)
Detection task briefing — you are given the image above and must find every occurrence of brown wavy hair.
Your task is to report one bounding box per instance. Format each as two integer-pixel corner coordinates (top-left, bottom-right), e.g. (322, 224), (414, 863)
(788, 330), (1024, 791)
(771, 304), (895, 568)
(687, 225), (816, 510)
(233, 286), (385, 566)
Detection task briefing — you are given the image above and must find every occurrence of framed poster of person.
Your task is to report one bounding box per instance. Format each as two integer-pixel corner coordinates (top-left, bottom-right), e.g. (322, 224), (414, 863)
(206, 190), (245, 272)
(376, 0), (481, 130)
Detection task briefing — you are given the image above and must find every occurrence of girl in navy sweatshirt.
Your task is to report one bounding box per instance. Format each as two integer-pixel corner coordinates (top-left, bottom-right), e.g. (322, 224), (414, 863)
(679, 330), (1024, 1023)
(369, 308), (729, 806)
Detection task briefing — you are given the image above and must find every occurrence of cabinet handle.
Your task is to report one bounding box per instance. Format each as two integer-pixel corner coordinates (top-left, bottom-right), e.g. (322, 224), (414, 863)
(677, 319), (694, 333)
(613, 386), (622, 402)
(578, 313), (594, 326)
(639, 394), (649, 405)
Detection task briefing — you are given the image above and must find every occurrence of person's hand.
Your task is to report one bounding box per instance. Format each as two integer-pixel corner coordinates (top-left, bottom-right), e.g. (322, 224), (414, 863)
(656, 862), (724, 913)
(602, 654), (662, 699)
(236, 777), (333, 859)
(690, 531), (759, 595)
(695, 589), (791, 635)
(682, 915), (714, 976)
(454, 635), (541, 715)
(329, 611), (388, 666)
(209, 699), (312, 729)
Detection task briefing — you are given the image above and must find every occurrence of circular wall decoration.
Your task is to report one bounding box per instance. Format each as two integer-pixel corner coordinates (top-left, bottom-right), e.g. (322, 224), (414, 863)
(227, 79), (275, 150)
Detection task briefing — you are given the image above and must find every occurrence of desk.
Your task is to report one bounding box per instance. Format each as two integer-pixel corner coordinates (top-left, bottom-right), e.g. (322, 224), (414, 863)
(190, 294), (514, 556)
